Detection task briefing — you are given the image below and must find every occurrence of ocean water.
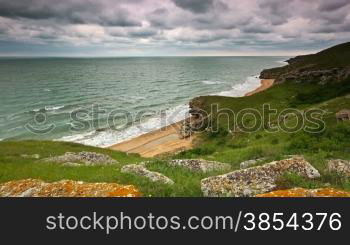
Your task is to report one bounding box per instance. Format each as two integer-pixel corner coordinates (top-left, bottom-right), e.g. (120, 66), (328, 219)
(0, 57), (288, 147)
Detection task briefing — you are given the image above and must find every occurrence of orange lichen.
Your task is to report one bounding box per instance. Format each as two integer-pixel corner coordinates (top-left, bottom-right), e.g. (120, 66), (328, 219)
(256, 188), (350, 197)
(0, 179), (141, 197)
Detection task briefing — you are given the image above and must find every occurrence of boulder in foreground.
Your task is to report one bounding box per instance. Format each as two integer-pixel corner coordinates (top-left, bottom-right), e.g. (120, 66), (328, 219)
(328, 159), (350, 177)
(257, 188), (350, 197)
(240, 158), (266, 169)
(201, 157), (320, 197)
(0, 179), (140, 197)
(121, 163), (174, 185)
(43, 151), (118, 166)
(168, 159), (231, 173)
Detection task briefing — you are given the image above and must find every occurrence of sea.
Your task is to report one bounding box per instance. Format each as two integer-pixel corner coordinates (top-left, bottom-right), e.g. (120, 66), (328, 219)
(0, 57), (288, 147)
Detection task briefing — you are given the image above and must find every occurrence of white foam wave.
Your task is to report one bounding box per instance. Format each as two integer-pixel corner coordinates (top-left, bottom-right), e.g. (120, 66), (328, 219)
(8, 126), (23, 132)
(57, 104), (189, 147)
(202, 80), (224, 85)
(45, 105), (65, 111)
(276, 60), (288, 65)
(215, 75), (261, 97)
(120, 95), (147, 104)
(32, 105), (65, 113)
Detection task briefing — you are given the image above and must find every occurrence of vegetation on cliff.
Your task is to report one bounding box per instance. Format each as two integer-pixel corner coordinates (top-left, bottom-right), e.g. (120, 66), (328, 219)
(260, 41), (350, 83)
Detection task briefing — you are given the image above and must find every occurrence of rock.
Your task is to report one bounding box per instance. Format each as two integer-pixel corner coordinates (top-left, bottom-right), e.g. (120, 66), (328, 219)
(179, 120), (192, 139)
(62, 162), (82, 167)
(121, 164), (174, 185)
(201, 157), (320, 197)
(178, 113), (208, 139)
(256, 188), (350, 197)
(43, 152), (118, 166)
(328, 159), (350, 177)
(336, 109), (350, 121)
(19, 188), (36, 197)
(168, 159), (231, 173)
(243, 188), (253, 197)
(240, 158), (266, 169)
(21, 154), (40, 159)
(0, 179), (141, 197)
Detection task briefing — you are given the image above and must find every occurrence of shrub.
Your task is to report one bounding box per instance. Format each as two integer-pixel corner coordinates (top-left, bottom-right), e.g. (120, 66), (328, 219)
(176, 145), (216, 158)
(271, 138), (279, 145)
(255, 134), (263, 140)
(207, 127), (229, 138)
(290, 79), (350, 107)
(288, 133), (317, 152)
(246, 147), (264, 159)
(275, 173), (321, 190)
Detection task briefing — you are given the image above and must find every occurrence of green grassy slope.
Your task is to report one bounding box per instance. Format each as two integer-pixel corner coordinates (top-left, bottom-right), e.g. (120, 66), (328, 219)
(177, 82), (350, 191)
(288, 41), (350, 68)
(0, 141), (229, 197)
(260, 41), (350, 78)
(178, 42), (350, 192)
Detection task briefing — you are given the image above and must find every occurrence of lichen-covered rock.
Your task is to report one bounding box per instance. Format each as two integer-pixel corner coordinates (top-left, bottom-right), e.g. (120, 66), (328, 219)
(121, 164), (174, 185)
(257, 188), (350, 197)
(336, 109), (350, 121)
(168, 159), (231, 173)
(43, 152), (118, 165)
(201, 157), (320, 197)
(240, 158), (266, 169)
(0, 179), (141, 197)
(328, 159), (350, 177)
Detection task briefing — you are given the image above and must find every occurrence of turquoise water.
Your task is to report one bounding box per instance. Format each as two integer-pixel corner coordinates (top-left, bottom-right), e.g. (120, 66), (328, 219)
(0, 57), (287, 146)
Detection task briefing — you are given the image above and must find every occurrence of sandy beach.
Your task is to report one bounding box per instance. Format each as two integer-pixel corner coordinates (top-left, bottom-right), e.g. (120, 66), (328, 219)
(110, 79), (275, 157)
(245, 79), (275, 96)
(109, 120), (195, 158)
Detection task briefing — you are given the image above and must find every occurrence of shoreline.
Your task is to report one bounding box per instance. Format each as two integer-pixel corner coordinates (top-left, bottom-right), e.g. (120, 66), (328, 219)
(244, 79), (275, 96)
(110, 79), (275, 157)
(109, 120), (194, 158)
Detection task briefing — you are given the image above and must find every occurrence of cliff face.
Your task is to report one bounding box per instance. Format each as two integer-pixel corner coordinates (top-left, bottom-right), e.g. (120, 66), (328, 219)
(261, 67), (350, 84)
(260, 42), (350, 84)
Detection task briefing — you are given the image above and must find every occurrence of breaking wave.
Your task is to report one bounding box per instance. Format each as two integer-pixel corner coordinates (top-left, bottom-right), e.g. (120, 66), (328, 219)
(215, 75), (261, 97)
(202, 80), (224, 85)
(57, 104), (189, 147)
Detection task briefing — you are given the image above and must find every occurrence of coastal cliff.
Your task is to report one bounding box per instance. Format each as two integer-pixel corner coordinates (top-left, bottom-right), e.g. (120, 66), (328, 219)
(260, 42), (350, 84)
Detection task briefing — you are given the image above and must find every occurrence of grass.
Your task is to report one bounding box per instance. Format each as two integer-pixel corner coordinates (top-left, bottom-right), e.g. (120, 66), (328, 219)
(0, 140), (230, 197)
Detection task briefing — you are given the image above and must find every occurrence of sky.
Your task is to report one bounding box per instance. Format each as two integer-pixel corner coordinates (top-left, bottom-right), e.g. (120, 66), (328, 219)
(0, 0), (350, 57)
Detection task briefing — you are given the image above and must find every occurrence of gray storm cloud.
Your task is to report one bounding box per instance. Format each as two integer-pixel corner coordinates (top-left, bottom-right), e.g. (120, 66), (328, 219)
(0, 0), (141, 26)
(172, 0), (214, 13)
(0, 0), (349, 56)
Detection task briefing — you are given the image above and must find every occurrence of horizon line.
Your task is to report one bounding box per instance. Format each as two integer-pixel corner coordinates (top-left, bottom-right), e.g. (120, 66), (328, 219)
(0, 55), (294, 58)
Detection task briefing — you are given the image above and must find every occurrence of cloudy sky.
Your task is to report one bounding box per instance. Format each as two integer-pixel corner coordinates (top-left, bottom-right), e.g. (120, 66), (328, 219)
(0, 0), (350, 56)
